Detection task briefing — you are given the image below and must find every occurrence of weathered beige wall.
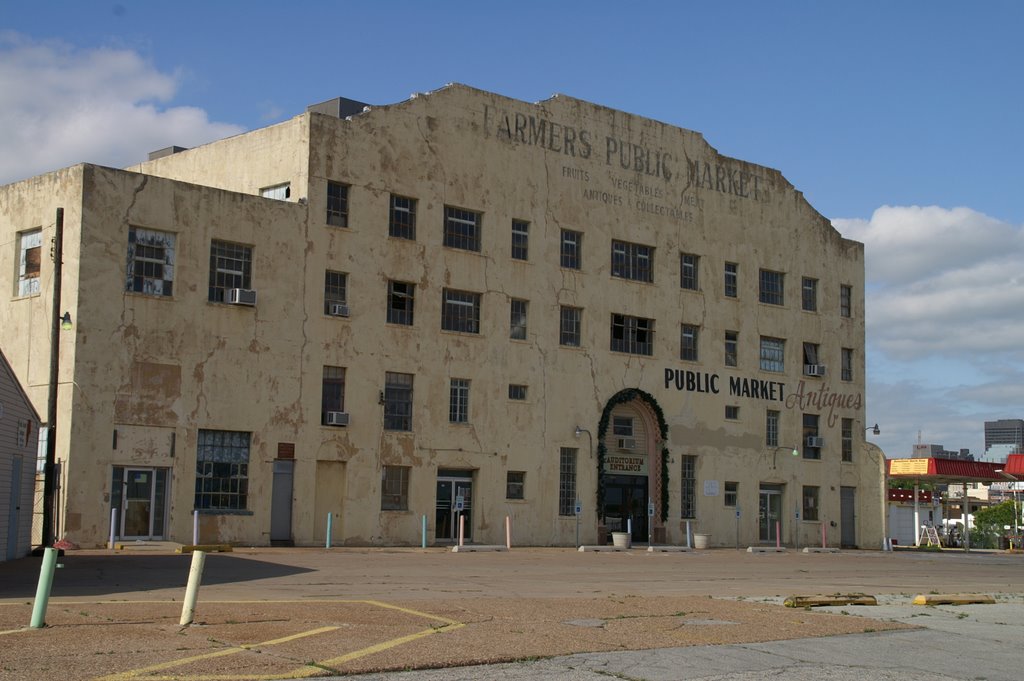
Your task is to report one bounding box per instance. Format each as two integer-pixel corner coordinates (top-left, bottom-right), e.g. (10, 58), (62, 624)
(0, 84), (880, 549)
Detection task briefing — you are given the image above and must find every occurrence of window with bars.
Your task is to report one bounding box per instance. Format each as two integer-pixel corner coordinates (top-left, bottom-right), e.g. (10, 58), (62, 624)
(766, 410), (780, 448)
(842, 418), (853, 462)
(725, 405), (740, 420)
(389, 194), (416, 239)
(681, 324), (699, 361)
(559, 306), (582, 347)
(508, 384), (527, 401)
(802, 486), (820, 521)
(441, 288), (481, 333)
(327, 181), (349, 227)
(611, 240), (654, 282)
(759, 269), (785, 305)
(724, 262), (738, 298)
(449, 378), (470, 423)
(841, 348), (853, 381)
(208, 240), (252, 303)
(840, 284), (852, 317)
(759, 337), (785, 372)
(724, 481), (738, 507)
(680, 455), (697, 519)
(195, 430), (250, 511)
(611, 314), (654, 356)
(17, 229), (42, 296)
(506, 471), (525, 500)
(321, 366), (345, 424)
(384, 372), (413, 431)
(680, 253), (699, 290)
(725, 330), (738, 367)
(444, 205), (482, 251)
(560, 229), (582, 269)
(802, 277), (818, 312)
(324, 270), (347, 314)
(387, 280), (415, 325)
(381, 466), (410, 511)
(127, 227), (175, 296)
(511, 219), (529, 260)
(510, 298), (528, 340)
(558, 447), (577, 516)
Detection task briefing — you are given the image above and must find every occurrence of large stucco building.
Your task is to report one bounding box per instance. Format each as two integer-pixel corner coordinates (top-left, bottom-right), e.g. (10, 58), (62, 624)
(0, 84), (882, 549)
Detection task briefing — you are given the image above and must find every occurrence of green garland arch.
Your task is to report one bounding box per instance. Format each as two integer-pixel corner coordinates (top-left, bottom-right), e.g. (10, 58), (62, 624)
(595, 388), (670, 523)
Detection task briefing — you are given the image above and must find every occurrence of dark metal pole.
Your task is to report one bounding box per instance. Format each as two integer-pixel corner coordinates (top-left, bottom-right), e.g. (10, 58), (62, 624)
(42, 207), (63, 548)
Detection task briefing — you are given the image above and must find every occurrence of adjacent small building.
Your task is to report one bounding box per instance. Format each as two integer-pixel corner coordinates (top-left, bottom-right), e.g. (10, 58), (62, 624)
(0, 348), (40, 561)
(0, 84), (881, 549)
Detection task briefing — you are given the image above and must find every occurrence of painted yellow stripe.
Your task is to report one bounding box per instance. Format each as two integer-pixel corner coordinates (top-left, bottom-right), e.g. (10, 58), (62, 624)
(315, 620), (465, 669)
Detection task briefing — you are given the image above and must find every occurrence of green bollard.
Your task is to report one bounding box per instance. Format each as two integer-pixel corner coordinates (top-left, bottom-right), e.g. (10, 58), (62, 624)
(30, 547), (58, 628)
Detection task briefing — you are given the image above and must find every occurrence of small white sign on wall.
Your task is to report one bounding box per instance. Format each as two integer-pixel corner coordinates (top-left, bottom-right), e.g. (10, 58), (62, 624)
(703, 480), (719, 496)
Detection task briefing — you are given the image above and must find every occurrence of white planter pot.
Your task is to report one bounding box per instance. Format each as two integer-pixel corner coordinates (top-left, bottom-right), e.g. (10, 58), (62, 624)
(611, 532), (631, 548)
(693, 533), (710, 550)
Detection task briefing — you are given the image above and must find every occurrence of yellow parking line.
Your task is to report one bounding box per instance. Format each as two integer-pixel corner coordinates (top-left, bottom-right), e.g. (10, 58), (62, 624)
(314, 619), (465, 670)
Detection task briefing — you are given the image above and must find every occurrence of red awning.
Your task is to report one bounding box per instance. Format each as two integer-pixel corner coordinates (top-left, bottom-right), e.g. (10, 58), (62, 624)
(1002, 453), (1024, 476)
(887, 457), (1006, 483)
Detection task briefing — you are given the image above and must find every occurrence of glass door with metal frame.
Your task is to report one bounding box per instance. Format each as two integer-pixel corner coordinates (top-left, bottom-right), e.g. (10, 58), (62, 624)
(435, 470), (473, 542)
(112, 467), (168, 539)
(759, 484), (784, 543)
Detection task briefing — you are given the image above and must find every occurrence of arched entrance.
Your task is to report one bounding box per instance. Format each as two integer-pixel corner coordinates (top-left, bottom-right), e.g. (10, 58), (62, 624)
(596, 389), (669, 544)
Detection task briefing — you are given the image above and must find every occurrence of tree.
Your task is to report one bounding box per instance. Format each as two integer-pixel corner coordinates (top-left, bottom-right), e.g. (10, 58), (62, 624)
(971, 501), (1019, 549)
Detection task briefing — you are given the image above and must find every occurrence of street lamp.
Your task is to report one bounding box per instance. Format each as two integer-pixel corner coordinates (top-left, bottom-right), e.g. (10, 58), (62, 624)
(995, 470), (1020, 540)
(770, 445), (800, 469)
(574, 425), (593, 458)
(866, 423), (880, 435)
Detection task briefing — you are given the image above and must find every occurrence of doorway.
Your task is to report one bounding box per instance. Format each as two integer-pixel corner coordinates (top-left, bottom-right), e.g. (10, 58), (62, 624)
(270, 459), (295, 546)
(602, 474), (649, 543)
(759, 484), (784, 543)
(840, 486), (857, 548)
(112, 467), (168, 539)
(436, 470), (473, 542)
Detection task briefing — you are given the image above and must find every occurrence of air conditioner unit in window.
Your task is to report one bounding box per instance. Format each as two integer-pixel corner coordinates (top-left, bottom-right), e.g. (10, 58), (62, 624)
(328, 302), (350, 317)
(617, 437), (636, 450)
(806, 436), (825, 448)
(325, 411), (350, 426)
(804, 364), (827, 377)
(227, 288), (257, 306)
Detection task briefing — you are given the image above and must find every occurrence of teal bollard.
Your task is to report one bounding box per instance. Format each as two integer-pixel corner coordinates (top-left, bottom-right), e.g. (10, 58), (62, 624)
(30, 547), (58, 628)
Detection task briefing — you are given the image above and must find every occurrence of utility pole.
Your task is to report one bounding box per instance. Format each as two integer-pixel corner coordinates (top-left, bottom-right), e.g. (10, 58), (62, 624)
(42, 207), (64, 548)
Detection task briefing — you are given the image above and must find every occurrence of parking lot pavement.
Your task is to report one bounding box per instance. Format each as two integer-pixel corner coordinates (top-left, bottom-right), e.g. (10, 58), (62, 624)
(0, 546), (1021, 680)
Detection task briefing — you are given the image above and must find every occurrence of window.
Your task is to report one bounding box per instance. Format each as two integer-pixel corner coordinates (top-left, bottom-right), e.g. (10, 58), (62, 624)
(449, 378), (470, 423)
(611, 240), (653, 282)
(680, 455), (696, 519)
(441, 289), (481, 333)
(842, 418), (853, 462)
(802, 277), (818, 312)
(759, 337), (785, 372)
(321, 366), (346, 424)
(724, 481), (738, 507)
(803, 413), (821, 460)
(759, 269), (785, 305)
(506, 471), (525, 500)
(381, 465), (410, 511)
(324, 270), (347, 314)
(725, 331), (738, 367)
(681, 324), (699, 361)
(766, 410), (780, 448)
(16, 229), (42, 296)
(840, 284), (852, 318)
(444, 205), (481, 251)
(260, 183), (290, 200)
(724, 262), (738, 298)
(559, 306), (582, 347)
(560, 229), (582, 269)
(511, 219), (529, 260)
(725, 405), (740, 420)
(387, 280), (415, 325)
(613, 416), (634, 437)
(510, 298), (528, 340)
(327, 181), (349, 227)
(389, 194), (416, 240)
(508, 384), (527, 401)
(610, 314), (654, 355)
(841, 348), (853, 382)
(680, 253), (699, 290)
(195, 429), (250, 511)
(559, 447), (578, 516)
(803, 343), (821, 375)
(127, 227), (175, 297)
(208, 240), (252, 303)
(384, 372), (413, 431)
(802, 486), (820, 521)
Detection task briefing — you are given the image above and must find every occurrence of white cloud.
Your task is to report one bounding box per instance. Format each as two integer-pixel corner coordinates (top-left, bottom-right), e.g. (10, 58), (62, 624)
(0, 32), (244, 185)
(834, 206), (1024, 362)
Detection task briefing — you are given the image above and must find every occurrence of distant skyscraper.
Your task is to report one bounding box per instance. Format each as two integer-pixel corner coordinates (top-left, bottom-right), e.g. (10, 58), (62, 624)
(985, 419), (1024, 458)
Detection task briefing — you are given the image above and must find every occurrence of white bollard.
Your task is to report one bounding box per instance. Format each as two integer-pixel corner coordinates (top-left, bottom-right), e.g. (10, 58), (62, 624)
(505, 515), (511, 549)
(179, 550), (207, 626)
(458, 514), (465, 547)
(109, 508), (118, 549)
(193, 510), (199, 546)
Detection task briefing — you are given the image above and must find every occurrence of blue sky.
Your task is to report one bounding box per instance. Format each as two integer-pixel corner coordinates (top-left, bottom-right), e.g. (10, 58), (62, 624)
(3, 1), (1022, 458)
